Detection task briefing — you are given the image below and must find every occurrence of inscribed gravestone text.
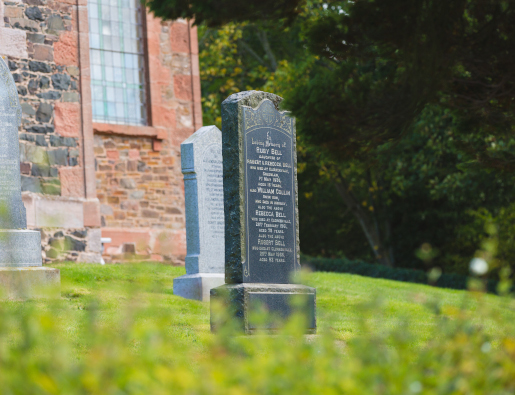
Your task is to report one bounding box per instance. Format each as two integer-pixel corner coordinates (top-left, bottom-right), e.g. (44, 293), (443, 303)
(0, 57), (26, 229)
(243, 99), (296, 283)
(200, 142), (224, 264)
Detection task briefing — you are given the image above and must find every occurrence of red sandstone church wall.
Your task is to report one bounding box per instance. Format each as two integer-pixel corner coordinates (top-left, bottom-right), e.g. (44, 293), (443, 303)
(95, 17), (201, 263)
(0, 0), (201, 264)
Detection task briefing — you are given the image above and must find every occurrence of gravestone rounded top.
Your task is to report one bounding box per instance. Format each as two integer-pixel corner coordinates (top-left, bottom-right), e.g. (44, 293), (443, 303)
(181, 125), (222, 172)
(0, 57), (22, 127)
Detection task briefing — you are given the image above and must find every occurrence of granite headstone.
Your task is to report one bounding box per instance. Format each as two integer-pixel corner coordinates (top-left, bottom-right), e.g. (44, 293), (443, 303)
(210, 91), (316, 333)
(173, 126), (225, 301)
(0, 57), (59, 298)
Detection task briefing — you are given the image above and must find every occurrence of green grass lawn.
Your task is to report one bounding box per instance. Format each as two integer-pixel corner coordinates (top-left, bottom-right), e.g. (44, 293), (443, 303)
(1, 262), (515, 394)
(3, 262), (514, 355)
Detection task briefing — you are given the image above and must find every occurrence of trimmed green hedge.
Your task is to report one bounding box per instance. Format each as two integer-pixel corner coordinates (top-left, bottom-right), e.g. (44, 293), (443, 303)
(301, 256), (499, 293)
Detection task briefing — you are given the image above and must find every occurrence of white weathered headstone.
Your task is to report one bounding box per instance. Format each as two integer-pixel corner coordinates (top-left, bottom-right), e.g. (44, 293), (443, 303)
(0, 57), (59, 299)
(173, 125), (225, 301)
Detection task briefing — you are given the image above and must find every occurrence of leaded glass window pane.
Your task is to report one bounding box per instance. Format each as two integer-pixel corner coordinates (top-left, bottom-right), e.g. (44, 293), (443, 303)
(88, 0), (147, 125)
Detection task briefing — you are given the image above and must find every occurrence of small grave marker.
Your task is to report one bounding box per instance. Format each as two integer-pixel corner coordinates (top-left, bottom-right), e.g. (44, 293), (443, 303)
(173, 126), (225, 301)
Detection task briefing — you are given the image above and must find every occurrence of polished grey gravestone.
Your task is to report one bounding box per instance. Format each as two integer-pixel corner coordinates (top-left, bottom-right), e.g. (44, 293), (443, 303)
(210, 91), (316, 333)
(173, 125), (225, 301)
(0, 57), (59, 299)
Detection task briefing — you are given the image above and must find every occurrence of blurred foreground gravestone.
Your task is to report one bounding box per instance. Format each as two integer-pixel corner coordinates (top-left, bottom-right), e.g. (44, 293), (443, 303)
(173, 126), (225, 301)
(211, 91), (316, 333)
(0, 57), (60, 299)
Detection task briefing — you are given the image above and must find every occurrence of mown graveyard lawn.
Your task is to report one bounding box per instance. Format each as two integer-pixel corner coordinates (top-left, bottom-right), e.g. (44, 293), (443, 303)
(0, 262), (510, 355)
(1, 262), (514, 394)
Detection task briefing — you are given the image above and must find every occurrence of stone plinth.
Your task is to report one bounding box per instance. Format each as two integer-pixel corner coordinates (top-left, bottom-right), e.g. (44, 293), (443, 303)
(211, 283), (316, 334)
(174, 273), (225, 302)
(0, 230), (42, 266)
(0, 267), (60, 299)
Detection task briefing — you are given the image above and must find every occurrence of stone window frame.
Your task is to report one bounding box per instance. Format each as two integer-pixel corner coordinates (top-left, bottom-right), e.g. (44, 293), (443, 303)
(85, 11), (202, 143)
(89, 8), (170, 143)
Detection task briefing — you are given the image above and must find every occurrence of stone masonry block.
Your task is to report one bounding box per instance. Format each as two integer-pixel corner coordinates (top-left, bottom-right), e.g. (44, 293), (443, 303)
(170, 22), (190, 53)
(174, 75), (193, 101)
(33, 44), (53, 62)
(54, 31), (78, 66)
(21, 193), (36, 228)
(51, 73), (71, 90)
(83, 200), (101, 227)
(39, 76), (50, 89)
(77, 253), (102, 264)
(37, 91), (61, 100)
(21, 103), (36, 116)
(25, 6), (44, 21)
(47, 149), (68, 166)
(0, 28), (28, 59)
(87, 228), (102, 253)
(36, 102), (53, 123)
(29, 61), (52, 73)
(21, 176), (42, 194)
(106, 150), (119, 160)
(59, 167), (85, 197)
(21, 143), (49, 165)
(28, 79), (39, 94)
(46, 15), (65, 33)
(28, 33), (45, 44)
(54, 102), (80, 137)
(35, 198), (84, 228)
(4, 6), (23, 18)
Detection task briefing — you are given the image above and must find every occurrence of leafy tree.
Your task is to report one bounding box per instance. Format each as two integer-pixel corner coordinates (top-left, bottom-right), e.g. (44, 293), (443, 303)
(281, 1), (515, 267)
(287, 0), (515, 163)
(297, 103), (515, 270)
(148, 0), (515, 153)
(147, 0), (515, 270)
(197, 4), (318, 126)
(145, 0), (300, 27)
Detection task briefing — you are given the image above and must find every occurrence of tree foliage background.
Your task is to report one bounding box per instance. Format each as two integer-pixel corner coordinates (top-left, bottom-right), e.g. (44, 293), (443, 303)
(147, 0), (515, 276)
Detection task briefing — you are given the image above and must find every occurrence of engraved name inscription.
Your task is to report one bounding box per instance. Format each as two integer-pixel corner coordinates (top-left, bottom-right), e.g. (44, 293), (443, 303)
(0, 110), (21, 203)
(243, 100), (296, 283)
(0, 57), (27, 229)
(201, 144), (224, 239)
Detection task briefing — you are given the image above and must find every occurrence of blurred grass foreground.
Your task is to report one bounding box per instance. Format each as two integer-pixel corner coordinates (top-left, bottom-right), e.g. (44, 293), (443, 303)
(0, 263), (515, 394)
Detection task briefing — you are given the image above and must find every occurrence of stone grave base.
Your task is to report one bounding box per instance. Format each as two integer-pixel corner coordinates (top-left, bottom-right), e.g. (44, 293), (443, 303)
(0, 267), (60, 300)
(210, 283), (316, 334)
(0, 230), (42, 267)
(174, 273), (225, 302)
